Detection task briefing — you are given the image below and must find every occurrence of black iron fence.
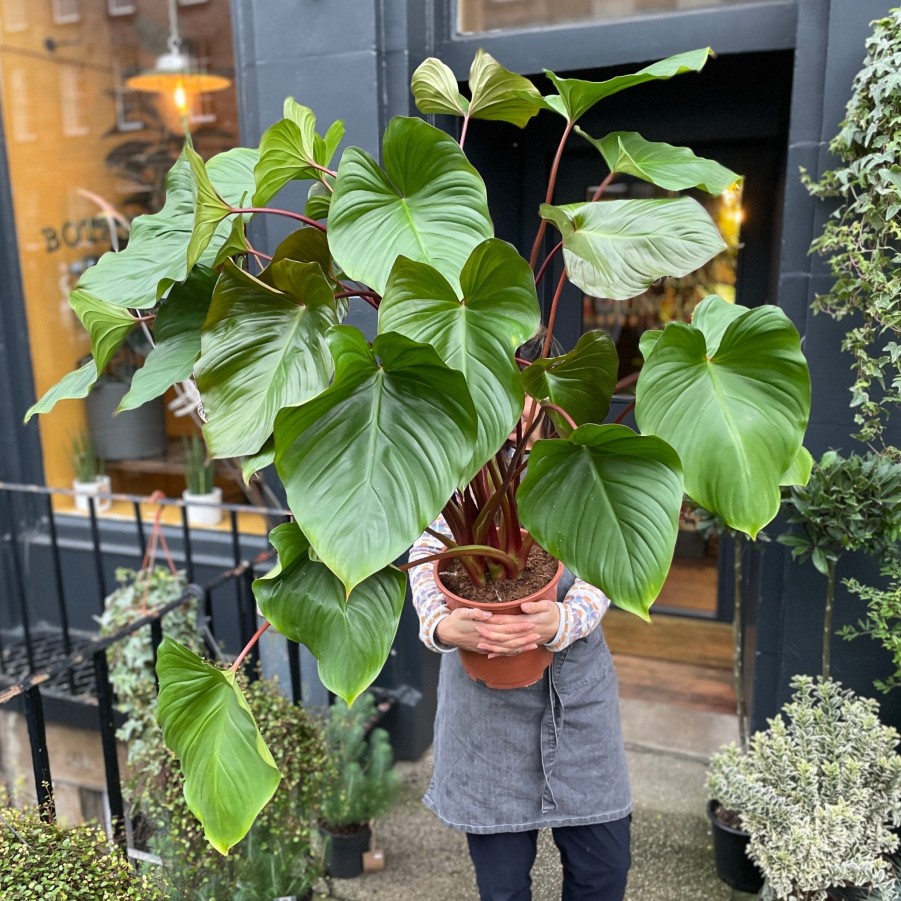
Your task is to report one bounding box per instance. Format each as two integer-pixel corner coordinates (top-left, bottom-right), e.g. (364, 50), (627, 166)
(0, 481), (300, 852)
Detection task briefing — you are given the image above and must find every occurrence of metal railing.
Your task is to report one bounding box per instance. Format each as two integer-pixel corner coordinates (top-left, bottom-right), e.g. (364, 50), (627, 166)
(0, 482), (301, 852)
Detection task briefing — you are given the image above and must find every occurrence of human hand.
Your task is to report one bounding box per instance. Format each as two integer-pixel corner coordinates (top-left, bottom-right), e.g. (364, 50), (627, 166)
(435, 607), (496, 653)
(483, 600), (560, 657)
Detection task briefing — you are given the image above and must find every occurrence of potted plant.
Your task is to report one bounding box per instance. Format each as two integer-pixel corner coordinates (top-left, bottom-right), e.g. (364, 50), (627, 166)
(778, 450), (901, 678)
(0, 797), (167, 899)
(71, 429), (112, 513)
(317, 693), (399, 879)
(707, 676), (901, 901)
(182, 433), (222, 526)
(27, 46), (811, 852)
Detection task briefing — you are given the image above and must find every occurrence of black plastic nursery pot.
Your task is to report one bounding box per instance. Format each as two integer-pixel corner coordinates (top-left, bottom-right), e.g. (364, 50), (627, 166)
(707, 800), (764, 894)
(319, 823), (372, 879)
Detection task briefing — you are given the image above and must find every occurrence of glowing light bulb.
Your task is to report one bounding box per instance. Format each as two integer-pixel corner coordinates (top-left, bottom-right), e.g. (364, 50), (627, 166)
(173, 81), (188, 115)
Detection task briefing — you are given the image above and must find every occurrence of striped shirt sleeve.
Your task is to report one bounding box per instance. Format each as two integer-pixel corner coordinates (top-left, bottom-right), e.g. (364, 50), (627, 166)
(409, 516), (612, 654)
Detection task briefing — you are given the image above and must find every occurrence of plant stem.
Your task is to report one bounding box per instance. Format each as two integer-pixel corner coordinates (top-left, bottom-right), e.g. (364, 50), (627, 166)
(823, 558), (837, 680)
(459, 115), (471, 149)
(591, 170), (616, 201)
(229, 207), (327, 232)
(541, 270), (569, 358)
(529, 120), (574, 269)
(398, 544), (521, 573)
(732, 532), (748, 751)
(613, 400), (636, 425)
(230, 621), (271, 674)
(541, 402), (578, 432)
(534, 241), (562, 288)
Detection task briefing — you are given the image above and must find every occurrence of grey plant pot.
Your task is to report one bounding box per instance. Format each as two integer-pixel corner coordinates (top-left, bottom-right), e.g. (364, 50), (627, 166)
(86, 380), (166, 461)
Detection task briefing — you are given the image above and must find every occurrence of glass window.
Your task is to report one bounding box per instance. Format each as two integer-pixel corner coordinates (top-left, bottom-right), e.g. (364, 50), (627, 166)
(0, 0), (240, 509)
(107, 0), (137, 15)
(459, 0), (782, 32)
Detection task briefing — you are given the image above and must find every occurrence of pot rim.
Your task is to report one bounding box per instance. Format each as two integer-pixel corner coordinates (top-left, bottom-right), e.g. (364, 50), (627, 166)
(706, 798), (750, 837)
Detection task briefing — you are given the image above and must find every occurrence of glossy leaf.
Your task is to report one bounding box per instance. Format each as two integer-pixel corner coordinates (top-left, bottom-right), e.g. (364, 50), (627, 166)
(242, 438), (274, 484)
(186, 144), (233, 270)
(328, 116), (493, 294)
(578, 129), (740, 195)
(77, 147), (257, 309)
(196, 261), (339, 458)
(253, 522), (406, 702)
(156, 638), (280, 855)
(274, 327), (477, 591)
(253, 98), (344, 206)
(635, 296), (811, 537)
(522, 331), (619, 436)
(119, 266), (217, 412)
(270, 226), (333, 274)
(24, 361), (96, 422)
(305, 182), (332, 220)
(411, 57), (468, 116)
(540, 197), (725, 300)
(213, 217), (250, 266)
(68, 289), (135, 376)
(378, 239), (540, 481)
(780, 446), (814, 487)
(468, 50), (542, 126)
(518, 424), (683, 619)
(541, 48), (712, 123)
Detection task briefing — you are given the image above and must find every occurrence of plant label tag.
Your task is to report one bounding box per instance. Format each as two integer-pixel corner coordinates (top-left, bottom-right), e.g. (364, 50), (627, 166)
(363, 848), (386, 872)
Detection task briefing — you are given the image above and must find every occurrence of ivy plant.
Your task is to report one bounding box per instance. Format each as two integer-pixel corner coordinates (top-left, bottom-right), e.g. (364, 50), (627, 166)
(805, 8), (901, 442)
(29, 47), (811, 852)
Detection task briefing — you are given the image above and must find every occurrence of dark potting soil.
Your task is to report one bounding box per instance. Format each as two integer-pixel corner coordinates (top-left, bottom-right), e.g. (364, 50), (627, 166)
(440, 544), (559, 603)
(711, 801), (744, 831)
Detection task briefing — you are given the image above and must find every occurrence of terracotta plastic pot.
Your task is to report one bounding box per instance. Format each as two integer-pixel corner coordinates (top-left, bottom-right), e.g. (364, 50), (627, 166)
(706, 800), (764, 894)
(433, 559), (564, 689)
(319, 823), (371, 879)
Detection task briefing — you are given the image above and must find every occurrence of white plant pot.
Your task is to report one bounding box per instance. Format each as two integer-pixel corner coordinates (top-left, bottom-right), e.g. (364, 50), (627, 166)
(182, 486), (223, 527)
(73, 475), (112, 513)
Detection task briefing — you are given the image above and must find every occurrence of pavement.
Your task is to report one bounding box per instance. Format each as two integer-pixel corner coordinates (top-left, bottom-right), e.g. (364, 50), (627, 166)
(314, 696), (759, 901)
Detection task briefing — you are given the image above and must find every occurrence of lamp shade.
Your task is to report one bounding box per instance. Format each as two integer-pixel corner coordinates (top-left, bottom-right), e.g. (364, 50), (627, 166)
(125, 50), (231, 94)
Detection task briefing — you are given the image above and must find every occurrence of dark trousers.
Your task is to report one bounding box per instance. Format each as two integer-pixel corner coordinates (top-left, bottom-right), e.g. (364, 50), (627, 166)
(466, 816), (631, 901)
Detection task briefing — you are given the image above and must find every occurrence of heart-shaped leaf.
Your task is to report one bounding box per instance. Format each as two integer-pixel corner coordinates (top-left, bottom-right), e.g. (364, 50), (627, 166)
(522, 330), (618, 436)
(541, 48), (712, 123)
(185, 144), (233, 270)
(518, 424), (683, 619)
(378, 239), (540, 481)
(328, 116), (493, 295)
(24, 360), (97, 422)
(156, 638), (281, 855)
(77, 147), (257, 309)
(467, 49), (542, 127)
(411, 57), (468, 116)
(577, 129), (740, 195)
(635, 296), (810, 537)
(253, 99), (344, 206)
(540, 197), (725, 300)
(274, 327), (477, 591)
(196, 260), (339, 458)
(254, 522), (406, 702)
(119, 266), (217, 412)
(68, 289), (135, 376)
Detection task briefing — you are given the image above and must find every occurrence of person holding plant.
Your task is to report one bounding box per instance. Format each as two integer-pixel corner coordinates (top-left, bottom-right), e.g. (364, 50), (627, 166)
(409, 360), (632, 901)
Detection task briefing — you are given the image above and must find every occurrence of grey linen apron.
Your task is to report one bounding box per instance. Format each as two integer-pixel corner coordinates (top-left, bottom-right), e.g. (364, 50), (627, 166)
(423, 573), (632, 834)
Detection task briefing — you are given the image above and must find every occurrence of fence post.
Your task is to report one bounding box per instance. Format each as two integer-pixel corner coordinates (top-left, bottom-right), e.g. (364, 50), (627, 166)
(22, 686), (55, 822)
(93, 649), (127, 852)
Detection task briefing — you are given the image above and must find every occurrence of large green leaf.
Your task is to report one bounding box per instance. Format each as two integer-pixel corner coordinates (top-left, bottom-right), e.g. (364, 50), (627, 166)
(119, 266), (217, 412)
(411, 57), (468, 116)
(253, 98), (344, 206)
(196, 260), (339, 458)
(780, 446), (814, 487)
(24, 360), (97, 422)
(328, 116), (493, 295)
(68, 289), (135, 376)
(635, 296), (811, 537)
(540, 197), (725, 300)
(77, 147), (257, 309)
(378, 239), (540, 481)
(467, 49), (542, 126)
(155, 638), (280, 855)
(578, 129), (741, 195)
(274, 327), (477, 591)
(185, 144), (233, 270)
(254, 523), (405, 703)
(541, 48), (712, 123)
(518, 424), (683, 619)
(522, 331), (619, 436)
